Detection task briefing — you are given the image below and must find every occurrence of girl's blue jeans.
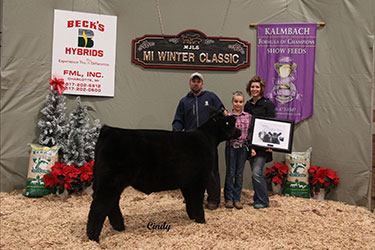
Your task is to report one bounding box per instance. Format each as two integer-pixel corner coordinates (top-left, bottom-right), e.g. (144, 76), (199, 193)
(224, 145), (248, 202)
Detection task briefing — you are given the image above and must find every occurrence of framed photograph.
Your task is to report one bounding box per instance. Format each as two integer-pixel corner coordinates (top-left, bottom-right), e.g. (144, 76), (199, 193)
(249, 116), (295, 153)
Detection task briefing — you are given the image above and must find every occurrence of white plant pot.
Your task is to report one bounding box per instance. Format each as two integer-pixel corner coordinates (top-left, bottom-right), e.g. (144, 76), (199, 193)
(271, 182), (282, 194)
(56, 189), (69, 199)
(313, 189), (325, 200)
(83, 184), (93, 195)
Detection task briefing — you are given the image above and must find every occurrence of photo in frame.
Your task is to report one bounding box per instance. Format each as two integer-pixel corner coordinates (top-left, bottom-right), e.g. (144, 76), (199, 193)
(249, 116), (295, 153)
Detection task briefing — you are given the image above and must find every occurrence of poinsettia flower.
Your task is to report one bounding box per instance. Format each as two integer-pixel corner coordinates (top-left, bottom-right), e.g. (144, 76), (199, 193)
(43, 173), (59, 187)
(309, 165), (319, 173)
(62, 164), (80, 178)
(272, 176), (283, 184)
(318, 177), (325, 185)
(79, 163), (93, 182)
(266, 162), (289, 184)
(265, 168), (273, 177)
(278, 164), (288, 176)
(51, 162), (66, 175)
(50, 168), (62, 176)
(312, 174), (319, 185)
(52, 162), (65, 170)
(309, 165), (341, 195)
(317, 167), (327, 177)
(326, 168), (339, 180)
(61, 176), (73, 190)
(274, 162), (281, 168)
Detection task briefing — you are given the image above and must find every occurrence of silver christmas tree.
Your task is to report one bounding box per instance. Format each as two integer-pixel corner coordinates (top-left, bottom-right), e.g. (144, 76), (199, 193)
(37, 89), (67, 147)
(62, 97), (101, 166)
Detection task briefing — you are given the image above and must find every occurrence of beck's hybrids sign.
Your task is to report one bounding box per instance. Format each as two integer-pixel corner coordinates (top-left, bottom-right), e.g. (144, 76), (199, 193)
(51, 10), (117, 97)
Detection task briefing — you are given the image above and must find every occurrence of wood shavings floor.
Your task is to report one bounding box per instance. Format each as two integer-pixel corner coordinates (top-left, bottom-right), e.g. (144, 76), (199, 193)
(1, 188), (374, 250)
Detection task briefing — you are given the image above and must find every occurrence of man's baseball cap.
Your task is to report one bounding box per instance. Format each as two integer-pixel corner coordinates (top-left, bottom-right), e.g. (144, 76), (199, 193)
(189, 72), (204, 81)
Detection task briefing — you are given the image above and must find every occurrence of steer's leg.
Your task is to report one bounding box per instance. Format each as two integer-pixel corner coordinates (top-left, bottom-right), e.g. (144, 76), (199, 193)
(87, 195), (108, 242)
(87, 177), (125, 242)
(181, 188), (194, 220)
(191, 182), (206, 223)
(108, 191), (126, 231)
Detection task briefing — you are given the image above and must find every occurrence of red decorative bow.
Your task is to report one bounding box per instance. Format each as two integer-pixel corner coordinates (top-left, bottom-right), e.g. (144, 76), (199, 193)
(49, 77), (66, 95)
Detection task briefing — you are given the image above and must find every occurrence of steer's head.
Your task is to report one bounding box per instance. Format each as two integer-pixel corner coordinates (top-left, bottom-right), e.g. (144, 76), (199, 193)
(203, 109), (241, 143)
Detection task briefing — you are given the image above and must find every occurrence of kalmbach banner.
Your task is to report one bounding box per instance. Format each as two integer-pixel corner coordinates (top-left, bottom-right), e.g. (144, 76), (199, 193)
(257, 23), (317, 123)
(51, 10), (117, 97)
(132, 30), (250, 71)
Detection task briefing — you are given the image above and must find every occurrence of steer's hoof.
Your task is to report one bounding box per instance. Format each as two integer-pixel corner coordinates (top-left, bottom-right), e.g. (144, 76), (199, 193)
(87, 235), (100, 243)
(195, 218), (206, 224)
(113, 224), (125, 231)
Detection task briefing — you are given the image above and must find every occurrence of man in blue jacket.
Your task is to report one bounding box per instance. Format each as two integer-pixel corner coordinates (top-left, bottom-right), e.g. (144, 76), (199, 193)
(172, 72), (227, 210)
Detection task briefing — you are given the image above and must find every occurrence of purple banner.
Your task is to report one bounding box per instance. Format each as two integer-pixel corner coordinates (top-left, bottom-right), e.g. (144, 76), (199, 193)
(257, 23), (317, 123)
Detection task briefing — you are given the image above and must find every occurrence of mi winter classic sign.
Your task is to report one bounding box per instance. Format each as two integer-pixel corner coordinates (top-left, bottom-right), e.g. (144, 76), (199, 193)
(132, 30), (250, 70)
(51, 10), (117, 97)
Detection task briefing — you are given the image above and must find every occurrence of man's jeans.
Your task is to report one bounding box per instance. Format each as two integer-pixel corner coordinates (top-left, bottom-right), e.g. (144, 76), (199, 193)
(224, 145), (248, 202)
(249, 155), (269, 206)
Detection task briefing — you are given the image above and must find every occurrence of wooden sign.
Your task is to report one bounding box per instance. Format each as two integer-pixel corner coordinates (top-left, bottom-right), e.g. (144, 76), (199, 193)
(132, 30), (250, 71)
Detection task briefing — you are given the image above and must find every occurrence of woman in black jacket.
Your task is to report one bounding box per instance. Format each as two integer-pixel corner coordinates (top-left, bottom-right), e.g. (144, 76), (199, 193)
(244, 75), (275, 209)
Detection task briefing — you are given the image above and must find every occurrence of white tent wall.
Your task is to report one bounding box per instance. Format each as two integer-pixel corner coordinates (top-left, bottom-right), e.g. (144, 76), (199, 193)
(0, 0), (374, 209)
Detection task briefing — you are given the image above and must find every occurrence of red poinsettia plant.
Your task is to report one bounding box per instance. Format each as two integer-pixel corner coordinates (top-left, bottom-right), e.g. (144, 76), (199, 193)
(265, 162), (289, 185)
(43, 161), (94, 195)
(309, 165), (340, 195)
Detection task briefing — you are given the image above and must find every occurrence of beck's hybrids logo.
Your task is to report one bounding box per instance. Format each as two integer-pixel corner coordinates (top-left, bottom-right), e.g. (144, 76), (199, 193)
(65, 20), (104, 57)
(78, 29), (94, 48)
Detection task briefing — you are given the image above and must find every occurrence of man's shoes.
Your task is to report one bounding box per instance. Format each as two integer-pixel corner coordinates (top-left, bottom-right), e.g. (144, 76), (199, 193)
(234, 202), (243, 209)
(248, 202), (257, 207)
(254, 203), (268, 209)
(224, 201), (234, 209)
(206, 202), (219, 210)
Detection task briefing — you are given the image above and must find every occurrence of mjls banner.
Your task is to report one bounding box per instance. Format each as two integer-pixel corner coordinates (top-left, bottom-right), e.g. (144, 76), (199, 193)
(257, 23), (317, 123)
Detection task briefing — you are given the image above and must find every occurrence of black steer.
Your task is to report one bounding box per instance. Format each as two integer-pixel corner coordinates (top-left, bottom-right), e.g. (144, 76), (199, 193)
(86, 112), (241, 242)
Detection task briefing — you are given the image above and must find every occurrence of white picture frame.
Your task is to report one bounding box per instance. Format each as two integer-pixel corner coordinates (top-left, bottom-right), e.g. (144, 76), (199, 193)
(249, 116), (295, 153)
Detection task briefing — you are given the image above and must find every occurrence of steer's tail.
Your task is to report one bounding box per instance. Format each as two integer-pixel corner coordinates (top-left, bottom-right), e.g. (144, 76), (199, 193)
(92, 125), (111, 197)
(94, 125), (110, 162)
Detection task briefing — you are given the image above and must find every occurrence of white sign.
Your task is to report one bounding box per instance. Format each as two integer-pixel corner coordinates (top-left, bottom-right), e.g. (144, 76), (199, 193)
(51, 10), (117, 97)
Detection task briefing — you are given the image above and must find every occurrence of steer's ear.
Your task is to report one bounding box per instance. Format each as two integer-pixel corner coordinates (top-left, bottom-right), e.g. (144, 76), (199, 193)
(209, 106), (224, 121)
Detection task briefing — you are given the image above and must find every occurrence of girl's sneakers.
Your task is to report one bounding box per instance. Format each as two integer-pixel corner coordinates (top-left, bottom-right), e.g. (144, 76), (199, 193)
(254, 203), (268, 209)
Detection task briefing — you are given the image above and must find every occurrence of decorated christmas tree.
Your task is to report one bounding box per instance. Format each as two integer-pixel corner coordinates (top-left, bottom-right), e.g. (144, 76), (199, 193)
(37, 77), (67, 147)
(61, 96), (91, 167)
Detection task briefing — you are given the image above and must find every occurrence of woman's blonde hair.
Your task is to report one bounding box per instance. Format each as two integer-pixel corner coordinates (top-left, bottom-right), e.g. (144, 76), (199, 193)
(246, 75), (266, 97)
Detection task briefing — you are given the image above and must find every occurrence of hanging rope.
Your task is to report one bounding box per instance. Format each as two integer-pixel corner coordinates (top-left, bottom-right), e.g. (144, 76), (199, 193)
(97, 0), (101, 14)
(72, 0), (101, 14)
(155, 0), (165, 34)
(220, 0), (232, 36)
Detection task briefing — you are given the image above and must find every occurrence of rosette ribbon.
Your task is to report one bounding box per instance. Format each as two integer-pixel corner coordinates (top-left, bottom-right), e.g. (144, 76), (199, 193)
(49, 77), (66, 95)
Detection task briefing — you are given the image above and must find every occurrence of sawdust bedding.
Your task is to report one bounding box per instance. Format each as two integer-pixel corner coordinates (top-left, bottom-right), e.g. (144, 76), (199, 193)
(1, 188), (374, 250)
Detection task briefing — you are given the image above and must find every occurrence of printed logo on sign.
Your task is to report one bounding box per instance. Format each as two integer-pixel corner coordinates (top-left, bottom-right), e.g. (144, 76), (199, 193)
(64, 20), (104, 57)
(78, 29), (94, 48)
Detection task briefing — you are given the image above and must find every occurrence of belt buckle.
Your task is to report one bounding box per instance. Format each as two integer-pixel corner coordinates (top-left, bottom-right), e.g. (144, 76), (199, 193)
(233, 142), (241, 148)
